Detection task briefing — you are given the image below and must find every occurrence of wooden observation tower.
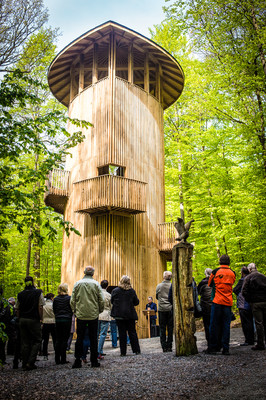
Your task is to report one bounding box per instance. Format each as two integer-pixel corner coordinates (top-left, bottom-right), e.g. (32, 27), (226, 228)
(46, 21), (184, 337)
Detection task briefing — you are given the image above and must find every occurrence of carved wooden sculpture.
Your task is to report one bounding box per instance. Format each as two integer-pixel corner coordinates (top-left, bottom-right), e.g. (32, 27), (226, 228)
(172, 219), (198, 355)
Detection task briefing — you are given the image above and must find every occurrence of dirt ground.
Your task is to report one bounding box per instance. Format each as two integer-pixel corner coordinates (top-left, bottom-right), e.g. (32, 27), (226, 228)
(1, 327), (265, 400)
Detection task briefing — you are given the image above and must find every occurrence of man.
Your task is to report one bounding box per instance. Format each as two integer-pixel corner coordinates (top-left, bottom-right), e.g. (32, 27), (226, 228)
(70, 266), (104, 368)
(156, 271), (173, 352)
(145, 296), (157, 337)
(233, 266), (254, 346)
(16, 276), (45, 370)
(207, 255), (235, 355)
(242, 263), (266, 351)
(197, 268), (213, 346)
(97, 280), (111, 359)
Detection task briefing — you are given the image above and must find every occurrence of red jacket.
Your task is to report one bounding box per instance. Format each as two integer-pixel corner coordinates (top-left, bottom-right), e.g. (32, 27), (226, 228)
(208, 265), (236, 306)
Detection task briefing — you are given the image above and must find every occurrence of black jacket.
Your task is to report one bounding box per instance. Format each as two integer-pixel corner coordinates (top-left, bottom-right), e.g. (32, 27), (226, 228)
(242, 271), (266, 303)
(17, 287), (42, 320)
(198, 277), (212, 312)
(111, 287), (139, 320)
(53, 295), (72, 319)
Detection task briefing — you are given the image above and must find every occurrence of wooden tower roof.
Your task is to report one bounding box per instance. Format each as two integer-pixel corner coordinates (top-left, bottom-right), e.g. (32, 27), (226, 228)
(48, 21), (184, 109)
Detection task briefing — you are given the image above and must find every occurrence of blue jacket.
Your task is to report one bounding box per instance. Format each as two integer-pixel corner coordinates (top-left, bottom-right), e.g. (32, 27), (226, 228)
(145, 302), (157, 320)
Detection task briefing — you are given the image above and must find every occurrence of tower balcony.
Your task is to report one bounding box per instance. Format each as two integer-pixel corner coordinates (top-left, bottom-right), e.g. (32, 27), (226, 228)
(158, 222), (176, 260)
(73, 175), (147, 215)
(44, 169), (70, 214)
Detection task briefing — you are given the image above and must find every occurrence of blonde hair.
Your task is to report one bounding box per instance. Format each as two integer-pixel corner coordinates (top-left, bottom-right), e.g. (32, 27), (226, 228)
(58, 283), (68, 295)
(118, 275), (132, 290)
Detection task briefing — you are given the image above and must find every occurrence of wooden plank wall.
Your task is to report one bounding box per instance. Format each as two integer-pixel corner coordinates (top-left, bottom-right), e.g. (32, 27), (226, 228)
(62, 77), (166, 337)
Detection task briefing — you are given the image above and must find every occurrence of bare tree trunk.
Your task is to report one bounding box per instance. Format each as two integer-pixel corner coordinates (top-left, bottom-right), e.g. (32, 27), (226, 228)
(172, 242), (198, 356)
(26, 231), (32, 276)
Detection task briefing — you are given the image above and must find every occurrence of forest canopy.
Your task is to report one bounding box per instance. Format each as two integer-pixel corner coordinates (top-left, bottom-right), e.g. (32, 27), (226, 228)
(0, 0), (265, 299)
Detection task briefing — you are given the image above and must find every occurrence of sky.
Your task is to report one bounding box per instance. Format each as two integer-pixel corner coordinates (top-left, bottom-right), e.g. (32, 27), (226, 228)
(43, 0), (167, 52)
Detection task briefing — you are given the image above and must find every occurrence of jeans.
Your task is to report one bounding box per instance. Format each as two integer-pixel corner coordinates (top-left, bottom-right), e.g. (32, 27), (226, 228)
(209, 303), (231, 351)
(110, 320), (118, 347)
(251, 302), (266, 348)
(82, 326), (91, 360)
(116, 319), (140, 355)
(75, 318), (98, 365)
(98, 320), (109, 355)
(55, 319), (72, 363)
(42, 323), (56, 356)
(239, 308), (254, 344)
(158, 311), (173, 350)
(19, 318), (42, 367)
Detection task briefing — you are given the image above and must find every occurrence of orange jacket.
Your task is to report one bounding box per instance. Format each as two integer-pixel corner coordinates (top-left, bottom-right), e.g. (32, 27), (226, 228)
(208, 265), (236, 306)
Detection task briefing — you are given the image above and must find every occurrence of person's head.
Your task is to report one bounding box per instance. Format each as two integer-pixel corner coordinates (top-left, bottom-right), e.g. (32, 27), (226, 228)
(8, 297), (16, 306)
(163, 271), (172, 281)
(84, 266), (95, 276)
(219, 255), (230, 266)
(247, 263), (257, 273)
(24, 276), (34, 288)
(45, 293), (54, 300)
(101, 280), (108, 289)
(147, 296), (153, 304)
(118, 275), (132, 290)
(204, 268), (212, 278)
(240, 266), (249, 277)
(58, 283), (68, 295)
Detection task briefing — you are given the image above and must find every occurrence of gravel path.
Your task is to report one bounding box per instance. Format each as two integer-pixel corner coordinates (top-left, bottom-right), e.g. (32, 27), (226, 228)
(1, 328), (265, 400)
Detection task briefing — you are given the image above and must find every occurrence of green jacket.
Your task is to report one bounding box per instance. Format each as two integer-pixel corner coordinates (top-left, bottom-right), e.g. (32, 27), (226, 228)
(70, 275), (104, 320)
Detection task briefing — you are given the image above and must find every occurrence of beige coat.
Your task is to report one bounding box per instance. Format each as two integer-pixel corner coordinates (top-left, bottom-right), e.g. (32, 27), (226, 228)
(98, 289), (112, 321)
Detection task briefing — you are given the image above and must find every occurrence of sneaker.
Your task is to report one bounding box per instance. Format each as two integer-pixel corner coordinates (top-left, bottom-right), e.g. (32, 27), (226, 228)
(97, 354), (104, 360)
(66, 350), (74, 354)
(251, 345), (265, 351)
(82, 358), (88, 364)
(72, 359), (82, 368)
(91, 362), (100, 368)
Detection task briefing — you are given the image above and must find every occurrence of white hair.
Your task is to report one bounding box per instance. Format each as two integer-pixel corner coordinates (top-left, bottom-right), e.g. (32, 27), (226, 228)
(163, 271), (172, 280)
(247, 263), (256, 273)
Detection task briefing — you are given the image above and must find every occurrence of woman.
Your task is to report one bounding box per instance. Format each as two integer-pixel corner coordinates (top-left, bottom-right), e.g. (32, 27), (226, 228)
(42, 293), (56, 360)
(111, 275), (140, 356)
(53, 283), (72, 365)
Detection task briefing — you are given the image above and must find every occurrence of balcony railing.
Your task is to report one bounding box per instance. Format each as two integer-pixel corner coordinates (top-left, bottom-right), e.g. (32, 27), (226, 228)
(158, 222), (177, 259)
(73, 175), (147, 215)
(44, 169), (70, 214)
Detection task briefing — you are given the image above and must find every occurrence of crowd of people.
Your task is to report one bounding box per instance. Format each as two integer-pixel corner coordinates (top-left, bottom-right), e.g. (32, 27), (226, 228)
(0, 256), (265, 370)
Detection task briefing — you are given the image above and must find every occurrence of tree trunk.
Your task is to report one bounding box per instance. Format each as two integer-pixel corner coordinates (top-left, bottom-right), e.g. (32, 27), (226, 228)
(172, 242), (198, 356)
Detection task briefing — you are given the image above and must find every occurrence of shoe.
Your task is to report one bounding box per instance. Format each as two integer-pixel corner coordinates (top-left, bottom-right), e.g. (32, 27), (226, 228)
(251, 345), (265, 351)
(166, 348), (172, 352)
(61, 360), (70, 364)
(66, 350), (74, 354)
(204, 349), (217, 355)
(163, 349), (168, 352)
(97, 355), (104, 360)
(72, 359), (82, 368)
(13, 361), (18, 369)
(112, 346), (118, 348)
(120, 354), (126, 357)
(133, 351), (141, 355)
(240, 342), (249, 346)
(91, 362), (100, 368)
(82, 358), (88, 363)
(26, 364), (37, 370)
(222, 349), (230, 355)
(101, 353), (106, 356)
